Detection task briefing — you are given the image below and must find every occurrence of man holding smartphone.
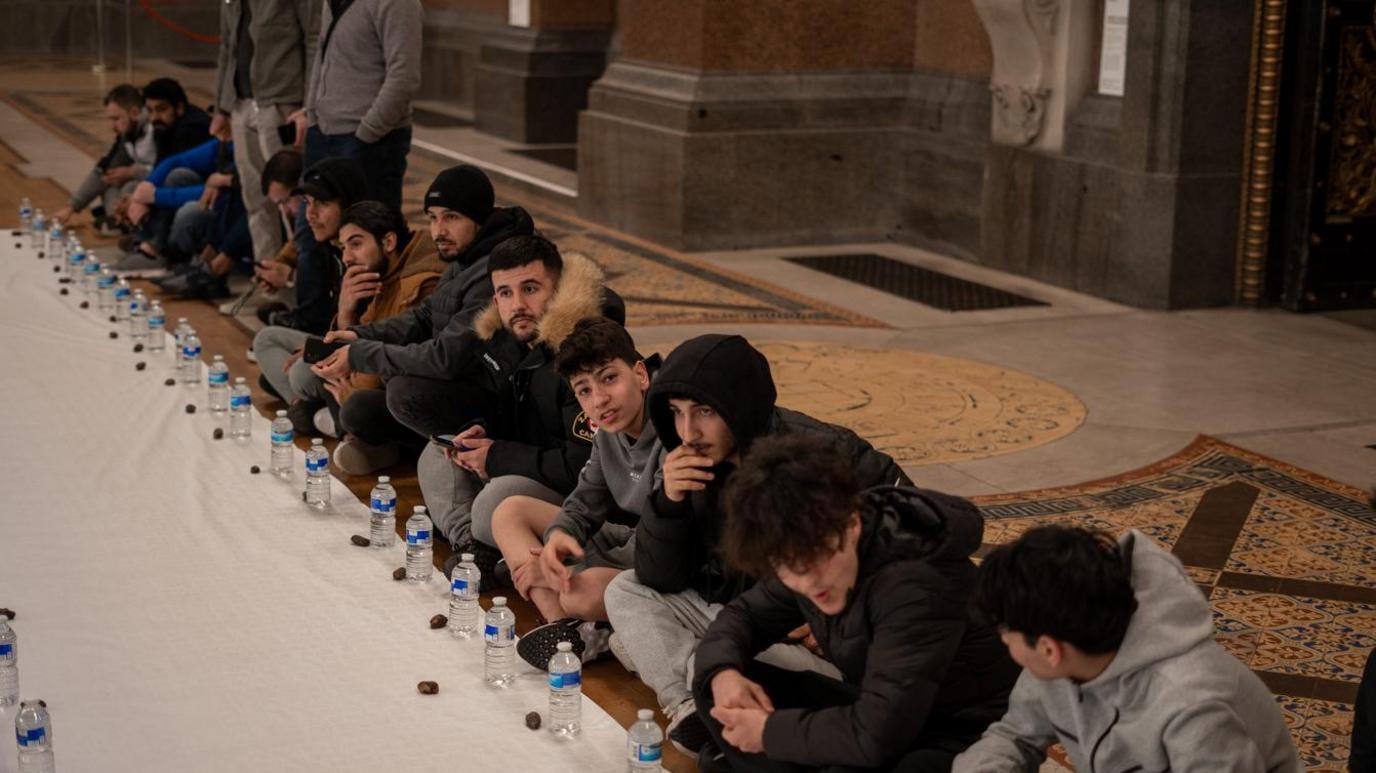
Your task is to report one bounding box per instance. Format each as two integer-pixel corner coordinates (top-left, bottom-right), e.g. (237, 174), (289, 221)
(213, 0), (320, 271)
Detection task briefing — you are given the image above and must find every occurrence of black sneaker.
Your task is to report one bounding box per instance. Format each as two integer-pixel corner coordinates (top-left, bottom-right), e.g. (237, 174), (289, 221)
(697, 739), (730, 773)
(256, 301), (288, 325)
(286, 399), (325, 436)
(668, 703), (712, 756)
(517, 618), (589, 670)
(444, 541), (506, 594)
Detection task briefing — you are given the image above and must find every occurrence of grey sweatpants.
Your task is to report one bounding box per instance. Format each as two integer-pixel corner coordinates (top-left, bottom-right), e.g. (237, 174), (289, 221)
(416, 441), (565, 547)
(603, 570), (842, 715)
(252, 325), (326, 404)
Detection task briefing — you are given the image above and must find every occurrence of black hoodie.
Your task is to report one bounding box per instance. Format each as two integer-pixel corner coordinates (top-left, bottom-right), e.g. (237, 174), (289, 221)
(153, 104), (212, 163)
(693, 486), (1019, 769)
(348, 206), (536, 379)
(636, 334), (911, 604)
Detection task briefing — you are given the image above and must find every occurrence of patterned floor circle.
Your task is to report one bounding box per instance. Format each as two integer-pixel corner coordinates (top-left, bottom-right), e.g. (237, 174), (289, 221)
(754, 341), (1087, 466)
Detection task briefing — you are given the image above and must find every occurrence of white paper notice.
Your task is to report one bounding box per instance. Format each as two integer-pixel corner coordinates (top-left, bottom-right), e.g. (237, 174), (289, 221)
(509, 0), (531, 28)
(1098, 0), (1130, 96)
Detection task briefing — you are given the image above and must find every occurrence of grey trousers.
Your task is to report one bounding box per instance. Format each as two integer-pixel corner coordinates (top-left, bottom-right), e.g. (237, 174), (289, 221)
(251, 325), (326, 404)
(230, 99), (292, 262)
(603, 570), (842, 715)
(416, 441), (565, 547)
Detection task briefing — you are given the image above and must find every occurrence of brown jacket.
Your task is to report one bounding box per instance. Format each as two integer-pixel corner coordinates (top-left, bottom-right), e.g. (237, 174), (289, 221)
(339, 229), (443, 391)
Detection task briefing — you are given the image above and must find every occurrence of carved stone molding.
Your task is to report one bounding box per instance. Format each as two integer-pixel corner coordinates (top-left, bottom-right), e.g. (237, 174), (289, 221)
(973, 0), (1060, 146)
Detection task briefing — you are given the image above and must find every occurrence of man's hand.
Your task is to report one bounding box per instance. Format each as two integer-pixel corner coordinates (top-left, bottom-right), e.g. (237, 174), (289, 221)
(336, 264), (382, 328)
(451, 438), (494, 480)
(131, 181), (156, 205)
(321, 378), (353, 408)
(101, 165), (137, 187)
(209, 111), (229, 140)
(205, 172), (234, 190)
(311, 344), (352, 381)
(710, 669), (775, 713)
(52, 206), (74, 226)
(283, 347), (304, 374)
(661, 444), (715, 502)
(198, 185), (221, 211)
(253, 259), (291, 292)
(286, 109), (308, 147)
(322, 329), (359, 344)
(125, 199), (149, 226)
(787, 623), (824, 657)
(538, 530), (584, 595)
(208, 252), (233, 277)
(511, 547), (557, 601)
(710, 706), (769, 754)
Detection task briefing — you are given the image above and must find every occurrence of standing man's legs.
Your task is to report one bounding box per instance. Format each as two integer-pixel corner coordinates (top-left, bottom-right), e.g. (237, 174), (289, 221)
(231, 99), (291, 262)
(361, 126), (411, 212)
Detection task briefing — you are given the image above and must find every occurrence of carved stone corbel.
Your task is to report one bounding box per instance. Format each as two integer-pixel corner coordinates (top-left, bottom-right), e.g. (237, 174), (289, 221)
(972, 0), (1061, 146)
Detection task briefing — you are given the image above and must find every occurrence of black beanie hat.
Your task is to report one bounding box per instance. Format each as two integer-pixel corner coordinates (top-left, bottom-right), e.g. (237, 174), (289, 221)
(424, 165), (495, 224)
(294, 157), (368, 208)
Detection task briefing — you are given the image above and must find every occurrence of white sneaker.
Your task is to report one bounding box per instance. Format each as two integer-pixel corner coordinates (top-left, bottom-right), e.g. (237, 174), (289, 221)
(577, 620), (611, 664)
(666, 699), (711, 755)
(245, 347), (257, 364)
(313, 406), (337, 438)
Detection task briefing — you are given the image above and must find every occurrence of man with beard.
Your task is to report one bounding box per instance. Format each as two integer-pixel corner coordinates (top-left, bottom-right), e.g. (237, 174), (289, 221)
(54, 84), (156, 231)
(142, 78), (211, 164)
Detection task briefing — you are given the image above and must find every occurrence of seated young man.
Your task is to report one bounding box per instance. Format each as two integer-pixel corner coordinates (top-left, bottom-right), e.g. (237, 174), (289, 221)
(304, 201), (444, 474)
(252, 157), (369, 432)
(604, 333), (912, 755)
(246, 149), (305, 323)
(953, 526), (1301, 773)
(486, 317), (661, 666)
(399, 236), (622, 577)
(54, 84), (156, 231)
(692, 434), (1018, 772)
(313, 164), (536, 439)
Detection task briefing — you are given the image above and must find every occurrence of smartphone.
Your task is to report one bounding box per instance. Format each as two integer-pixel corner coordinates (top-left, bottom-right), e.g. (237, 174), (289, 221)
(276, 122), (297, 146)
(302, 336), (346, 364)
(430, 434), (472, 452)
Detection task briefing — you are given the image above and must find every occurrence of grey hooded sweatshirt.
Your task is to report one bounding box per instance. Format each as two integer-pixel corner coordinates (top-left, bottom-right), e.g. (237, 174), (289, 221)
(953, 530), (1300, 773)
(544, 416), (663, 546)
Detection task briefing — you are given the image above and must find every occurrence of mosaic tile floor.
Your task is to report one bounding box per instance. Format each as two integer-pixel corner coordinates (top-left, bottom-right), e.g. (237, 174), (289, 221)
(975, 436), (1374, 771)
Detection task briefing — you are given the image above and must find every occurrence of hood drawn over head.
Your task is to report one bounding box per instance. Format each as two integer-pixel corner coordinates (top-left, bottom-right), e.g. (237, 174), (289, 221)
(646, 335), (778, 454)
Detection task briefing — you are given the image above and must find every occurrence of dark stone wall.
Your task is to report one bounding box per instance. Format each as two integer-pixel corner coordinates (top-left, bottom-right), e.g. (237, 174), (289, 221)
(0, 0), (219, 63)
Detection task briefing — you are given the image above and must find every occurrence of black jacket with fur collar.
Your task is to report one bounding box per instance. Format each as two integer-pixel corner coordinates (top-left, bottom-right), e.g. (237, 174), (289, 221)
(465, 253), (626, 495)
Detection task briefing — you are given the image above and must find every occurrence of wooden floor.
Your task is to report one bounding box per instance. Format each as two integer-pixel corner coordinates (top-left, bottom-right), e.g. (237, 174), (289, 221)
(0, 140), (695, 772)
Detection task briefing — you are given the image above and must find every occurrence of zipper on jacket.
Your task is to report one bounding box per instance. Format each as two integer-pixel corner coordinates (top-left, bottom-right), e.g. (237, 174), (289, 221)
(1087, 707), (1121, 773)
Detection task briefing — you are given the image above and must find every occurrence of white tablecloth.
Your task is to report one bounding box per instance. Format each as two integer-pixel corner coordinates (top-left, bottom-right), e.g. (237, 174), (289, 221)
(0, 235), (629, 772)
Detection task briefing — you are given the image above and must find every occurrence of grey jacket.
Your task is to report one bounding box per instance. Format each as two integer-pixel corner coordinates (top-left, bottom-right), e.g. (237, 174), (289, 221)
(303, 0), (422, 141)
(69, 118), (157, 211)
(545, 419), (663, 545)
(215, 0), (320, 113)
(952, 531), (1301, 773)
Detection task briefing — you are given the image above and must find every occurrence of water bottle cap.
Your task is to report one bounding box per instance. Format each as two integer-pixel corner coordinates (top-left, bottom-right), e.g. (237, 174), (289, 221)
(311, 438), (323, 445)
(460, 552), (474, 562)
(234, 377), (245, 384)
(377, 475), (390, 483)
(413, 505), (427, 514)
(493, 596), (507, 606)
(556, 641), (573, 652)
(276, 410), (287, 417)
(213, 354), (224, 361)
(637, 709), (654, 721)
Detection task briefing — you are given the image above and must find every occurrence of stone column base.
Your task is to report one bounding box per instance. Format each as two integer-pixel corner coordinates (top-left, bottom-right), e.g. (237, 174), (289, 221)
(475, 27), (612, 145)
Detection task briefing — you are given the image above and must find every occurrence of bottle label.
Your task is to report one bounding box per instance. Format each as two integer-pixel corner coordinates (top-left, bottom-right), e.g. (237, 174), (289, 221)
(114, 287), (130, 300)
(149, 315), (165, 327)
(0, 643), (11, 656)
(271, 430), (293, 443)
(633, 742), (662, 763)
(183, 345), (201, 358)
(370, 498), (395, 512)
(406, 529), (430, 544)
(97, 276), (113, 288)
(306, 458), (327, 472)
(85, 262), (99, 275)
(548, 671), (582, 689)
(230, 394), (251, 408)
(484, 624), (514, 643)
(208, 372), (229, 385)
(16, 727), (45, 747)
(451, 578), (469, 593)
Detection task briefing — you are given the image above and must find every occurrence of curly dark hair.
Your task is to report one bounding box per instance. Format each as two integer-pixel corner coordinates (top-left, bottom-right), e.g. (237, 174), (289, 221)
(555, 317), (641, 379)
(341, 201), (410, 252)
(974, 525), (1138, 654)
(722, 434), (862, 579)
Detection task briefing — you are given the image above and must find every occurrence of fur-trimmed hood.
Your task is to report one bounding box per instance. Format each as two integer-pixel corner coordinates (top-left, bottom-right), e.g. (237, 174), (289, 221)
(471, 252), (611, 350)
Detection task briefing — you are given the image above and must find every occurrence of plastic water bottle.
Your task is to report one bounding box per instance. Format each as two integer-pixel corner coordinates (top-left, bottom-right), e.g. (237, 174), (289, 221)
(483, 596), (517, 688)
(46, 223), (62, 257)
(173, 317), (190, 360)
(19, 197), (32, 230)
(29, 210), (45, 251)
(113, 277), (131, 323)
(81, 258), (101, 297)
(96, 267), (115, 311)
(66, 240), (86, 278)
(229, 377), (252, 438)
(548, 641), (583, 737)
(270, 410), (293, 476)
(147, 300), (166, 351)
(129, 289), (148, 339)
(180, 329), (202, 386)
(206, 355), (230, 413)
(15, 699), (54, 773)
(628, 709), (664, 771)
(0, 617), (16, 706)
(447, 553), (481, 638)
(368, 476), (396, 548)
(404, 506), (433, 582)
(304, 438), (330, 508)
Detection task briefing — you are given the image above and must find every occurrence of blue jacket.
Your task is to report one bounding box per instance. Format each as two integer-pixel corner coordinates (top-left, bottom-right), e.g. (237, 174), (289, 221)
(147, 139), (234, 209)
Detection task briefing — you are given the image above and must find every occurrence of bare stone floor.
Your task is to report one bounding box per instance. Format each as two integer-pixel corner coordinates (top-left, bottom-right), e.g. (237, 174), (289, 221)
(3, 57), (1373, 771)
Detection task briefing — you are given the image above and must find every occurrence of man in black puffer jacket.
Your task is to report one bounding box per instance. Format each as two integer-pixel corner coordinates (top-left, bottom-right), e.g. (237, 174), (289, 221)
(604, 334), (912, 755)
(315, 164), (535, 439)
(691, 434), (1018, 772)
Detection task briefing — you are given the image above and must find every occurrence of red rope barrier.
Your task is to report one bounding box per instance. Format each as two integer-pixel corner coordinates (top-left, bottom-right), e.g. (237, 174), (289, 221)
(136, 0), (220, 45)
